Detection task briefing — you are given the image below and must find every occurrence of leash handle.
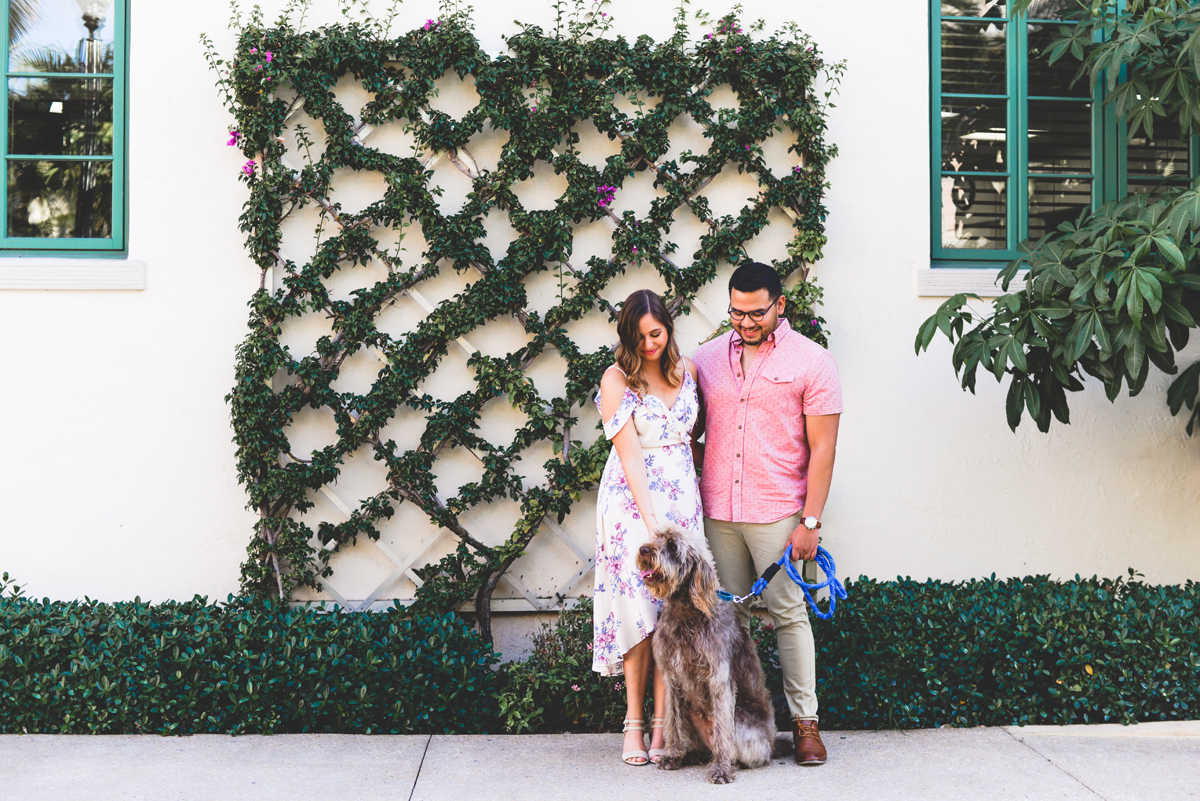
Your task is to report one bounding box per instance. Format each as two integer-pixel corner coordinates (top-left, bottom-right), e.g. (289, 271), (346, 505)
(781, 544), (848, 621)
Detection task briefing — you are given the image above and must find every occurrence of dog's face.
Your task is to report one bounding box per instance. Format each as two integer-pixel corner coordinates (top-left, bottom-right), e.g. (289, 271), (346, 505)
(636, 524), (719, 618)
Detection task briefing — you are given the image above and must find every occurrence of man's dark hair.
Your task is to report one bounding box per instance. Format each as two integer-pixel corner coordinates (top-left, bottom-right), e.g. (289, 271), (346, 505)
(728, 261), (782, 300)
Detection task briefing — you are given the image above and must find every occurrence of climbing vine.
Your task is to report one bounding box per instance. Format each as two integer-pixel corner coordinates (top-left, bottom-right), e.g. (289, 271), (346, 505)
(206, 0), (839, 641)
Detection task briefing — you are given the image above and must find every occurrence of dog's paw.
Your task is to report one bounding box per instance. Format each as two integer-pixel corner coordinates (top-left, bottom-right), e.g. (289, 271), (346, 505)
(707, 763), (737, 784)
(656, 754), (683, 771)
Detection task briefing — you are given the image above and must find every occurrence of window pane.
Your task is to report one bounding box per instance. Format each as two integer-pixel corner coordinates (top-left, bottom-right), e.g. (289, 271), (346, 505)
(1127, 117), (1190, 181)
(1028, 23), (1089, 97)
(1029, 177), (1090, 241)
(1028, 101), (1091, 173)
(9, 77), (113, 156)
(7, 0), (115, 74)
(7, 159), (112, 238)
(942, 100), (1007, 172)
(1128, 180), (1190, 199)
(942, 20), (1007, 95)
(941, 176), (1007, 249)
(1026, 0), (1079, 20)
(941, 1), (1007, 17)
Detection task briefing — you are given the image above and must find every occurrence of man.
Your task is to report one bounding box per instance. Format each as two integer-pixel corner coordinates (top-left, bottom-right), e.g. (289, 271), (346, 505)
(692, 261), (843, 766)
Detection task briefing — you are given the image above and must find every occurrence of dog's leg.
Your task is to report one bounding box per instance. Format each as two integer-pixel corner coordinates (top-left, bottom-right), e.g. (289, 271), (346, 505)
(730, 626), (776, 769)
(656, 672), (690, 771)
(705, 666), (738, 784)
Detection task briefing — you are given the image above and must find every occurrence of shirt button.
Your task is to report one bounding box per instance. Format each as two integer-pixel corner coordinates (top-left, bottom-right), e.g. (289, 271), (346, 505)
(740, 398), (745, 403)
(736, 454), (740, 457)
(735, 480), (739, 484)
(738, 425), (742, 429)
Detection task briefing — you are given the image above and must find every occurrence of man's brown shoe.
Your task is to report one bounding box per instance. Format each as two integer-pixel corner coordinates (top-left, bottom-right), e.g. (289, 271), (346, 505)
(792, 719), (827, 766)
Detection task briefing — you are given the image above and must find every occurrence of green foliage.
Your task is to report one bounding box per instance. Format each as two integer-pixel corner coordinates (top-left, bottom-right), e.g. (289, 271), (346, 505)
(916, 186), (1200, 432)
(4, 573), (1195, 733)
(819, 572), (1198, 728)
(497, 598), (626, 733)
(0, 592), (500, 735)
(920, 2), (1200, 434)
(1012, 0), (1200, 143)
(499, 573), (1200, 732)
(205, 0), (840, 631)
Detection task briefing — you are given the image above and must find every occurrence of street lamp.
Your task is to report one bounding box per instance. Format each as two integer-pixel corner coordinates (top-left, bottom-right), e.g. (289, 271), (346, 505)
(74, 0), (113, 70)
(73, 0), (112, 237)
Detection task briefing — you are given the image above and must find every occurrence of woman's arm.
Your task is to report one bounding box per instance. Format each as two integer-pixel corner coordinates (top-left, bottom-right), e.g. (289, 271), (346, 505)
(600, 368), (658, 535)
(684, 357), (705, 469)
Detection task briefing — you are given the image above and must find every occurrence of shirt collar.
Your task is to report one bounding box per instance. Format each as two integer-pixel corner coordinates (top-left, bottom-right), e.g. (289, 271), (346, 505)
(730, 317), (792, 348)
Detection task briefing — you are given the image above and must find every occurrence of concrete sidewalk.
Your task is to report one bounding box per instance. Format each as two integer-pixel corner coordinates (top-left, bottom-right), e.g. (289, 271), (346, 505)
(3, 721), (1198, 801)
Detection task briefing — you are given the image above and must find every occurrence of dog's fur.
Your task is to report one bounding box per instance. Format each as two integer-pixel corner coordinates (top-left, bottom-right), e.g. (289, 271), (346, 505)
(636, 524), (775, 784)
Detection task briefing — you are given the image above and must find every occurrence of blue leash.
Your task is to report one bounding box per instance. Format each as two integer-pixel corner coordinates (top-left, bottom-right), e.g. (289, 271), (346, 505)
(716, 545), (847, 620)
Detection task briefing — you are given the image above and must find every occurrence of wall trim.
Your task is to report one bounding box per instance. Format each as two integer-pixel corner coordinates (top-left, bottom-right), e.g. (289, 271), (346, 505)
(917, 268), (1028, 298)
(0, 259), (146, 290)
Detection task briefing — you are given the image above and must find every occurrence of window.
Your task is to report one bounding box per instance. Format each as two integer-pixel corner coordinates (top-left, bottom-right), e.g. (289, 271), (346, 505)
(1, 0), (125, 253)
(931, 0), (1198, 265)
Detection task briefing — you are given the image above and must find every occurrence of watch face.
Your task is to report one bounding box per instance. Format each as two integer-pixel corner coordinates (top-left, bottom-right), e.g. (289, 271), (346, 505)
(804, 516), (818, 529)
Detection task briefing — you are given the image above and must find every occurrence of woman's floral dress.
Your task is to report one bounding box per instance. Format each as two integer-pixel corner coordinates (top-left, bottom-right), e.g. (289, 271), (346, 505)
(591, 368), (703, 676)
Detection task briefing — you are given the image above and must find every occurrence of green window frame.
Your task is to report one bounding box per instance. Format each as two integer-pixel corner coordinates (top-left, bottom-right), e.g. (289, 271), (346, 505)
(931, 0), (1199, 267)
(1, 0), (127, 254)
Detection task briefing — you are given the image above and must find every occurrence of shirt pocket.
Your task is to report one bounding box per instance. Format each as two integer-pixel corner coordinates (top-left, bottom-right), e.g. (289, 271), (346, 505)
(761, 373), (798, 415)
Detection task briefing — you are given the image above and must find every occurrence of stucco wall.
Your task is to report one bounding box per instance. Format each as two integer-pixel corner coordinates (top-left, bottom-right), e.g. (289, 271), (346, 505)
(0, 0), (1196, 610)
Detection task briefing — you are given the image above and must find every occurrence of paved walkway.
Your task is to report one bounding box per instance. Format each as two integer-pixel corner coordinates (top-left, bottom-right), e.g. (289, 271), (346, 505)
(3, 721), (1198, 800)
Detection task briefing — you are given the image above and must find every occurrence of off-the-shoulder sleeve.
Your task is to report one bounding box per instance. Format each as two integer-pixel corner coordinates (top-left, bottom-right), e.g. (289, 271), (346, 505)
(597, 388), (639, 440)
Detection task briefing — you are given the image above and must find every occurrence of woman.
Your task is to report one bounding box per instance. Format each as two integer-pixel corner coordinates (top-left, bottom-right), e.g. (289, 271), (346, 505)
(592, 289), (703, 766)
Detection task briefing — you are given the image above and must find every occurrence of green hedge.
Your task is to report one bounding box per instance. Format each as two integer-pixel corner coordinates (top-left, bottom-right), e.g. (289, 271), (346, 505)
(816, 572), (1198, 729)
(2, 572), (1196, 734)
(499, 573), (1199, 732)
(0, 577), (500, 734)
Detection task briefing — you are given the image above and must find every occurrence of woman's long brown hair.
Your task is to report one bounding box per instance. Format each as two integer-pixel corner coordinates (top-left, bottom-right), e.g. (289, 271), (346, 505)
(614, 290), (682, 398)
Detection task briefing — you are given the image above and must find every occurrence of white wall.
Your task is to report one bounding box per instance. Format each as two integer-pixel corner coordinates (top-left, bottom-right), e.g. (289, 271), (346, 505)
(0, 0), (1196, 607)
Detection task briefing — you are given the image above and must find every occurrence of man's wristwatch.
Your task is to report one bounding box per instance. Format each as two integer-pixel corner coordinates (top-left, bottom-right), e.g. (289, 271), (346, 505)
(802, 515), (821, 530)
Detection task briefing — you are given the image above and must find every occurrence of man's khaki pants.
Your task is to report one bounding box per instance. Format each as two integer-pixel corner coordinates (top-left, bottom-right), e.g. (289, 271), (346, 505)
(704, 513), (817, 721)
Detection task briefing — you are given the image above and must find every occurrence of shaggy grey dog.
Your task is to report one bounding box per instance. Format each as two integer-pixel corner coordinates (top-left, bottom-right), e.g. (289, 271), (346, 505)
(636, 524), (775, 784)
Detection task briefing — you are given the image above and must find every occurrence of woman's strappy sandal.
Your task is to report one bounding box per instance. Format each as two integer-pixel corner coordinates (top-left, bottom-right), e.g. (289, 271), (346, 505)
(649, 716), (667, 764)
(622, 718), (649, 766)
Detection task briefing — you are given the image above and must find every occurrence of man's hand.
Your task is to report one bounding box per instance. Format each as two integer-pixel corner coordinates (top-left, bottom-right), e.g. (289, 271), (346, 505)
(787, 522), (819, 562)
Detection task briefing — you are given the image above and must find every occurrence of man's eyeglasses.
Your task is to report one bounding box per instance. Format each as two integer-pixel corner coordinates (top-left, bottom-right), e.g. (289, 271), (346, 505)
(727, 306), (772, 322)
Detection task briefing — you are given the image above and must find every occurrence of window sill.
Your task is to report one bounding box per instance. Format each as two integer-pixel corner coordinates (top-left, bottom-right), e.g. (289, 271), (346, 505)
(0, 258), (145, 290)
(917, 268), (1028, 298)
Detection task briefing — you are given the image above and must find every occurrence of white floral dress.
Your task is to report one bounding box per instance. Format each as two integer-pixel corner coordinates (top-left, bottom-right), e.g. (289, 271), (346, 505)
(591, 368), (703, 676)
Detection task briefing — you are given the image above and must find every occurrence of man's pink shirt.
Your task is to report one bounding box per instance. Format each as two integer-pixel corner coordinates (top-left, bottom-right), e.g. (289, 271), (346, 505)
(694, 318), (843, 524)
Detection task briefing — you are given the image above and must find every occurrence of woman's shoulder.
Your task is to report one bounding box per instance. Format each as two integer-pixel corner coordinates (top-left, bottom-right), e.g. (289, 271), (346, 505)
(681, 356), (697, 381)
(600, 364), (630, 393)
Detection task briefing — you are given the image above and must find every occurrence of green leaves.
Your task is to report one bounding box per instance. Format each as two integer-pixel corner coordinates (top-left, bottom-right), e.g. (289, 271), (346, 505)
(918, 169), (1200, 433)
(217, 10), (839, 620)
(0, 596), (502, 735)
(504, 574), (1200, 732)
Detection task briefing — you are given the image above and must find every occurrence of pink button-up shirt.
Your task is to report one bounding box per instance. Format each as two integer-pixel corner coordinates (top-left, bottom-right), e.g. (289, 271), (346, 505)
(694, 319), (843, 523)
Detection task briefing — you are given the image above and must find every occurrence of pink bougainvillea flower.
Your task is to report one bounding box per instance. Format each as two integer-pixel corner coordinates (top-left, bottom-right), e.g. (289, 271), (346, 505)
(632, 246), (638, 254)
(242, 160), (256, 177)
(423, 19), (439, 31)
(254, 64), (262, 72)
(530, 104), (537, 112)
(744, 144), (750, 150)
(596, 185), (616, 208)
(227, 130), (240, 147)
(250, 47), (258, 54)
(735, 46), (743, 53)
(265, 51), (273, 62)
